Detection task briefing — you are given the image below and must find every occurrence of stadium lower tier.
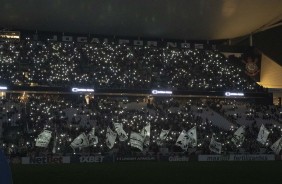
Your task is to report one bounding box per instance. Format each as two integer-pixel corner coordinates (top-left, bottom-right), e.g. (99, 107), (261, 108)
(0, 93), (281, 157)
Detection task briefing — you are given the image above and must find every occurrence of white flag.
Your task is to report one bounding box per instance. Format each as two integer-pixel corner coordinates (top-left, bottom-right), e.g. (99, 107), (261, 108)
(35, 130), (52, 148)
(130, 132), (144, 151)
(160, 129), (170, 140)
(209, 136), (222, 154)
(70, 133), (89, 149)
(88, 128), (98, 146)
(114, 123), (128, 141)
(175, 130), (189, 150)
(141, 123), (150, 146)
(187, 126), (197, 147)
(106, 127), (117, 149)
(231, 126), (245, 147)
(257, 124), (270, 145)
(271, 137), (282, 155)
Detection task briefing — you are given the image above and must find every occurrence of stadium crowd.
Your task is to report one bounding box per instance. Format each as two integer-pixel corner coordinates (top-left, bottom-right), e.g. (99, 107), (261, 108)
(0, 94), (281, 157)
(1, 38), (280, 159)
(0, 39), (263, 91)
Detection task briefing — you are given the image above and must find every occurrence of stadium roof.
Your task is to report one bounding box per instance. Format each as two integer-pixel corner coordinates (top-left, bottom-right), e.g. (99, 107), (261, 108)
(1, 0), (282, 40)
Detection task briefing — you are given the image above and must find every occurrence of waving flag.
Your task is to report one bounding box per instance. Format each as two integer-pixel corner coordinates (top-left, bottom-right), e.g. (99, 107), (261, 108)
(257, 124), (270, 145)
(114, 123), (128, 141)
(160, 129), (170, 140)
(35, 130), (52, 148)
(106, 127), (117, 149)
(231, 126), (245, 147)
(88, 128), (98, 146)
(209, 136), (222, 154)
(141, 123), (150, 146)
(176, 130), (190, 150)
(187, 126), (197, 147)
(70, 133), (89, 149)
(130, 132), (144, 151)
(271, 137), (282, 155)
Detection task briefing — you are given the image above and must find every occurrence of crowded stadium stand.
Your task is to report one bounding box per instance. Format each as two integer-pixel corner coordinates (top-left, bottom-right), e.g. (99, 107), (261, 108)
(0, 32), (281, 160)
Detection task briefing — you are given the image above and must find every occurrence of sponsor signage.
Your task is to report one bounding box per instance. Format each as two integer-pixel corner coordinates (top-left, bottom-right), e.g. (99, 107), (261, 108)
(0, 86), (7, 90)
(70, 155), (113, 163)
(71, 88), (94, 93)
(116, 156), (157, 162)
(198, 154), (275, 161)
(225, 92), (244, 97)
(159, 156), (190, 162)
(152, 90), (173, 95)
(22, 156), (70, 164)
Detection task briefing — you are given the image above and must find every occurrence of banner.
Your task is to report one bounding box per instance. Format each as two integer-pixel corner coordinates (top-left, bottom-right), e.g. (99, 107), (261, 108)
(231, 126), (245, 147)
(159, 156), (190, 162)
(114, 123), (128, 141)
(35, 130), (52, 148)
(209, 136), (222, 154)
(257, 124), (270, 145)
(87, 128), (98, 146)
(70, 155), (113, 163)
(141, 123), (150, 146)
(21, 156), (70, 164)
(271, 137), (282, 155)
(106, 127), (117, 149)
(130, 132), (144, 151)
(116, 156), (157, 162)
(198, 154), (275, 161)
(70, 133), (89, 149)
(22, 31), (216, 50)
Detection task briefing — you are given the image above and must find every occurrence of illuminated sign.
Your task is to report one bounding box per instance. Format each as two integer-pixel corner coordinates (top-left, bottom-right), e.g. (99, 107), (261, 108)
(152, 90), (173, 95)
(0, 86), (7, 90)
(225, 92), (244, 97)
(0, 31), (20, 41)
(71, 88), (94, 93)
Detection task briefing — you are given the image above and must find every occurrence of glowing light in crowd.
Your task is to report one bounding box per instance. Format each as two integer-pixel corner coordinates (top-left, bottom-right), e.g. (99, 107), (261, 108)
(71, 88), (94, 92)
(152, 90), (173, 95)
(0, 86), (7, 90)
(225, 92), (244, 96)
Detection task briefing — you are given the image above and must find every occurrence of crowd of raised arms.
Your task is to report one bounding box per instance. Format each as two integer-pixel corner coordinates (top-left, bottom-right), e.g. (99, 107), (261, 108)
(0, 39), (263, 91)
(0, 94), (281, 157)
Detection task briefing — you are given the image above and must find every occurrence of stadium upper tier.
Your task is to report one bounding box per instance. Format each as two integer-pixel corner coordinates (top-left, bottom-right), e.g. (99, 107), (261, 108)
(0, 40), (262, 91)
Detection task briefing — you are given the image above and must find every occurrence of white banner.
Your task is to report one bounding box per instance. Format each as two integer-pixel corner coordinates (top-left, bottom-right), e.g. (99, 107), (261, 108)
(130, 132), (144, 151)
(209, 136), (222, 154)
(106, 127), (117, 149)
(175, 130), (189, 150)
(231, 126), (245, 147)
(257, 124), (270, 145)
(70, 133), (89, 149)
(141, 123), (150, 146)
(88, 128), (98, 146)
(35, 130), (52, 148)
(114, 123), (128, 141)
(271, 137), (282, 155)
